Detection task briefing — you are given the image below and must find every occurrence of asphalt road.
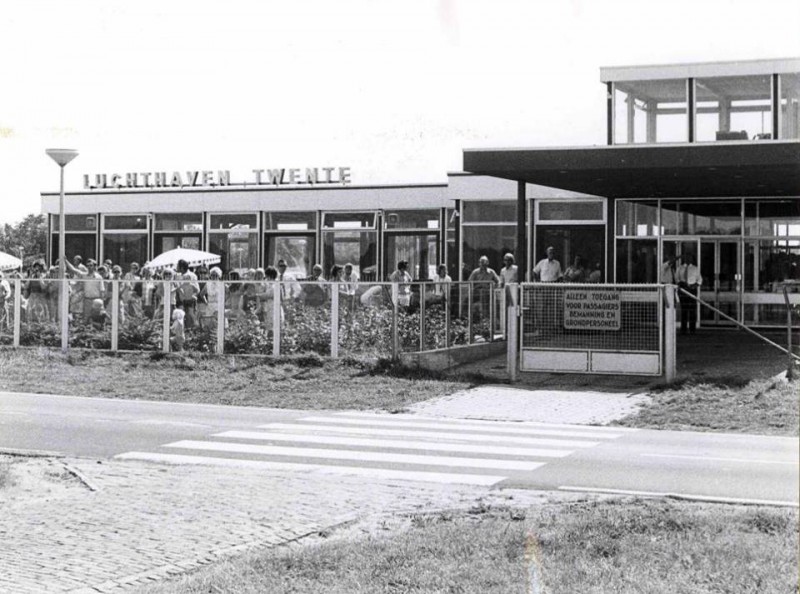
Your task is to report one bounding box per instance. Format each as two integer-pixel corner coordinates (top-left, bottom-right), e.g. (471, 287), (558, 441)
(1, 391), (797, 505)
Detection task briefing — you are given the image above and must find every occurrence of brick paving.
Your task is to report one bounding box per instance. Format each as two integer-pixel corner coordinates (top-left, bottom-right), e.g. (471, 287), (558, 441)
(1, 456), (562, 593)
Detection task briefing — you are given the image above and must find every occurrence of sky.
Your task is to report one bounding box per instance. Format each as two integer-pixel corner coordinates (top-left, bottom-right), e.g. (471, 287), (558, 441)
(1, 0), (798, 225)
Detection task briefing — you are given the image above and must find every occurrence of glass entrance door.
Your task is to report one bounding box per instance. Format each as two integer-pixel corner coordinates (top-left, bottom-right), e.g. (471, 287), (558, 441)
(265, 235), (315, 279)
(699, 240), (741, 326)
(384, 233), (439, 281)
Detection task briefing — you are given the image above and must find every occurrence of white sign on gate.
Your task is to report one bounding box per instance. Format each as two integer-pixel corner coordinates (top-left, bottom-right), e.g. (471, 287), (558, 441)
(563, 290), (621, 330)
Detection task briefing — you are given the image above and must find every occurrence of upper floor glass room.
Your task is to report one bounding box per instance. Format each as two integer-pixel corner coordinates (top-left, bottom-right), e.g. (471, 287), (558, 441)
(603, 58), (800, 145)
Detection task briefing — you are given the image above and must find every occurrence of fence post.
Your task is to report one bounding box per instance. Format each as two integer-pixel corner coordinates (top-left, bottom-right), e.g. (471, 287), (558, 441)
(273, 281), (281, 357)
(61, 278), (69, 353)
(507, 284), (519, 382)
(13, 279), (21, 347)
(664, 285), (677, 382)
(391, 283), (399, 360)
(467, 282), (473, 344)
(784, 285), (797, 379)
(162, 282), (170, 353)
(216, 281), (225, 355)
(331, 283), (339, 358)
(445, 286), (451, 349)
(111, 281), (119, 351)
(419, 283), (425, 352)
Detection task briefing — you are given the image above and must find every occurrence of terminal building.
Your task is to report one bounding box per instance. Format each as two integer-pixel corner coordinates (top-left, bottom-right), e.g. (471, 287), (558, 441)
(42, 57), (800, 328)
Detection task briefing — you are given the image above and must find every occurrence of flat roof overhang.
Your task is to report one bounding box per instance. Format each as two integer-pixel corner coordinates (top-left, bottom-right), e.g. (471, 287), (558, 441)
(463, 141), (800, 199)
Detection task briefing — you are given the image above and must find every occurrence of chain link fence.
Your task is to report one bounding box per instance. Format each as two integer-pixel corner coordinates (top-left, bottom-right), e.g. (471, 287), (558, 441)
(0, 278), (504, 358)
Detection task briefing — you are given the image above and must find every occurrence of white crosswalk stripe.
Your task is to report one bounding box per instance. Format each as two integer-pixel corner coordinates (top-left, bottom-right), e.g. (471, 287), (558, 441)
(115, 412), (634, 486)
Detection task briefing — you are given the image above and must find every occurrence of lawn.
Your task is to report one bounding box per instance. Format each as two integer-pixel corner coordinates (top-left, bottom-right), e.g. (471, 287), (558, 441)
(0, 349), (477, 411)
(138, 499), (798, 594)
(615, 376), (800, 436)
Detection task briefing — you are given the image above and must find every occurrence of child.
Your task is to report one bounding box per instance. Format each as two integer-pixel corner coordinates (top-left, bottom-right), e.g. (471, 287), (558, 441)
(170, 307), (185, 352)
(89, 298), (109, 330)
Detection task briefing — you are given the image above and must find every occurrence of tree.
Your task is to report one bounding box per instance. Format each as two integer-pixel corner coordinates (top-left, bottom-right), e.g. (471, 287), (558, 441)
(0, 214), (47, 266)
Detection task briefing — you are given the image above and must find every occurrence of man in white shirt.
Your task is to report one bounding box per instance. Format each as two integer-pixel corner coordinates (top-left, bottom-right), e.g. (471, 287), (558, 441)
(677, 254), (703, 334)
(500, 253), (519, 306)
(176, 259), (200, 328)
(533, 247), (563, 282)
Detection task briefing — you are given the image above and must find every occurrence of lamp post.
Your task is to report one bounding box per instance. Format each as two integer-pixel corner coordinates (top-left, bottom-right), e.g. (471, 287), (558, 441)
(45, 148), (79, 353)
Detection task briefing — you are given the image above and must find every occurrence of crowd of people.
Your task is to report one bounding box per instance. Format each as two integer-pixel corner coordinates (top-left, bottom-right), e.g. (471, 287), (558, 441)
(0, 247), (600, 343)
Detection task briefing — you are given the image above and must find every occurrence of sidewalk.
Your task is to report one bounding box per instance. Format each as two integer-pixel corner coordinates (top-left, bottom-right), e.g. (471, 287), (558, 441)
(0, 456), (578, 593)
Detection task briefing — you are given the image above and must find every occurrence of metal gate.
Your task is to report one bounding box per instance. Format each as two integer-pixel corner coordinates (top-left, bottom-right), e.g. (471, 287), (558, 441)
(518, 283), (666, 375)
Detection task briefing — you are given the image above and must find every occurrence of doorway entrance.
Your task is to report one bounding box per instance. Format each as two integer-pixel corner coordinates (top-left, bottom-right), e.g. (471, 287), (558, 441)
(699, 240), (740, 325)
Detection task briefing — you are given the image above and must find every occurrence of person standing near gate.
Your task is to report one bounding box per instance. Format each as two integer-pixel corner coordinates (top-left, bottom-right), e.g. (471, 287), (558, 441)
(499, 253), (519, 306)
(660, 254), (680, 285)
(532, 246), (563, 282)
(677, 254), (702, 335)
(176, 259), (200, 329)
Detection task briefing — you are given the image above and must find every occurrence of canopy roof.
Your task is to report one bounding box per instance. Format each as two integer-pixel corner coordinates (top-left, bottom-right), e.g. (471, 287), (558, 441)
(463, 141), (800, 199)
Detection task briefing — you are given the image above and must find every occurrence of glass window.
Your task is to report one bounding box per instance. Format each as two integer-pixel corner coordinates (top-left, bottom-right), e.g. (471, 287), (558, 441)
(322, 231), (377, 280)
(154, 235), (201, 254)
(746, 199), (800, 237)
(462, 201), (516, 223)
(616, 239), (658, 283)
(208, 214), (258, 230)
(758, 240), (800, 290)
(104, 215), (148, 230)
(780, 73), (800, 140)
(102, 234), (148, 269)
(264, 212), (316, 231)
(462, 226), (516, 276)
(538, 201), (603, 222)
(50, 214), (97, 232)
(695, 75), (772, 142)
(266, 236), (315, 278)
(384, 209), (440, 230)
(209, 233), (258, 272)
(322, 212), (376, 229)
(614, 79), (687, 144)
(616, 201), (658, 237)
(51, 234), (97, 264)
(536, 227), (605, 281)
(154, 213), (203, 231)
(659, 201), (742, 236)
(385, 234), (439, 280)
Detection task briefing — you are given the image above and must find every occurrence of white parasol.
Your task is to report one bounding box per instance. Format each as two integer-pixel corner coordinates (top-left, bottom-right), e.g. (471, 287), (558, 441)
(142, 247), (221, 271)
(0, 251), (23, 272)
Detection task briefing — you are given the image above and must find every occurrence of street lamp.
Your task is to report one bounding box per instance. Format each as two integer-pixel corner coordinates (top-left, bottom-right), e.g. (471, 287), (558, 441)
(45, 148), (79, 353)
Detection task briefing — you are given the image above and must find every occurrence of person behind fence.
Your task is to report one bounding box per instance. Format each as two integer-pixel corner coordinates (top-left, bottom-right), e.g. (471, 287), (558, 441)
(468, 255), (499, 321)
(0, 271), (10, 331)
(563, 256), (586, 283)
(121, 262), (143, 319)
(23, 260), (50, 323)
(677, 254), (702, 335)
(532, 246), (563, 282)
(170, 307), (185, 351)
(341, 263), (359, 309)
(389, 260), (413, 308)
(64, 258), (105, 323)
(175, 259), (200, 328)
(155, 268), (177, 320)
(261, 266), (282, 333)
(89, 298), (109, 330)
(660, 254), (680, 285)
(499, 253), (519, 306)
(588, 261), (603, 283)
(109, 265), (126, 324)
(276, 259), (299, 300)
(301, 264), (327, 307)
(429, 263), (451, 306)
(46, 265), (60, 322)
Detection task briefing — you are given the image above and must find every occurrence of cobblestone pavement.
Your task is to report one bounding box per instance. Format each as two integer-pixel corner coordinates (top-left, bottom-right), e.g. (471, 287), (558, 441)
(1, 456), (568, 593)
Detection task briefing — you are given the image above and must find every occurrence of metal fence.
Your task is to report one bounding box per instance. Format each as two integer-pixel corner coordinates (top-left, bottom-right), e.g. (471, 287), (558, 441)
(518, 283), (664, 375)
(0, 278), (505, 358)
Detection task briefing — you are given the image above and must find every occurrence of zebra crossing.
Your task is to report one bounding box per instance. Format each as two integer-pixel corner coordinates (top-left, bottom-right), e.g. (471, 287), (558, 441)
(115, 412), (636, 486)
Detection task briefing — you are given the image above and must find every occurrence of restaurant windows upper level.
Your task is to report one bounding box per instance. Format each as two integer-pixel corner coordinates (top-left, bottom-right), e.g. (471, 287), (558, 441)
(603, 59), (800, 145)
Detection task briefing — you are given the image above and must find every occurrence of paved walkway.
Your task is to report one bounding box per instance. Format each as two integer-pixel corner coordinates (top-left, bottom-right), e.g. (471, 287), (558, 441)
(1, 456), (570, 593)
(409, 385), (651, 424)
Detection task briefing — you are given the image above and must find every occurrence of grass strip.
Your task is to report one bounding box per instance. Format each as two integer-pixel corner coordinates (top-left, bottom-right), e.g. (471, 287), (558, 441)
(0, 349), (479, 411)
(137, 499), (799, 594)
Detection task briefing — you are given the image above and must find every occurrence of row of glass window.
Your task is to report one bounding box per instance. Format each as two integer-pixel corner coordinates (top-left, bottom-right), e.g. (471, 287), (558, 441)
(613, 73), (800, 143)
(616, 199), (800, 238)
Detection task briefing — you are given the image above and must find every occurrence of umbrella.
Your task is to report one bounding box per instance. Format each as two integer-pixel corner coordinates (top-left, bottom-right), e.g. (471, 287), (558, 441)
(0, 251), (22, 272)
(142, 247), (221, 271)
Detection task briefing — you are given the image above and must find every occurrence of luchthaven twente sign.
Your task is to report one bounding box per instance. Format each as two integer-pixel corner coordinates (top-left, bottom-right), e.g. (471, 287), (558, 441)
(82, 167), (352, 190)
(563, 289), (621, 330)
